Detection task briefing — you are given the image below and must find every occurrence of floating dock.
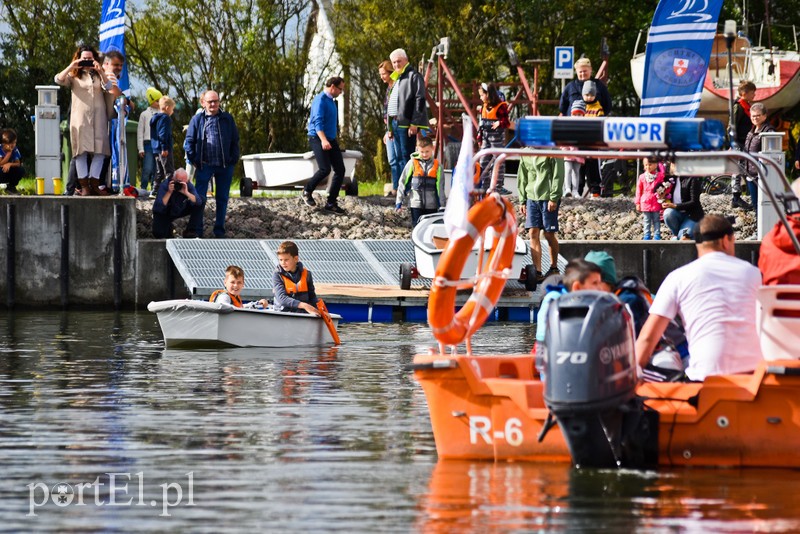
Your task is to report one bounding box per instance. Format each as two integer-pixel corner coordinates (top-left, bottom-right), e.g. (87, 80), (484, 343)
(166, 239), (545, 323)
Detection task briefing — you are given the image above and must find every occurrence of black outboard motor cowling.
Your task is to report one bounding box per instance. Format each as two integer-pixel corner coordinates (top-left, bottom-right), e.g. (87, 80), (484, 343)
(542, 291), (640, 468)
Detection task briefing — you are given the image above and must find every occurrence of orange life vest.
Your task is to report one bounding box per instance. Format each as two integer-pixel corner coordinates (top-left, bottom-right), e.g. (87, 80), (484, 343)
(280, 268), (309, 296)
(412, 158), (439, 178)
(480, 101), (508, 121)
(209, 290), (243, 308)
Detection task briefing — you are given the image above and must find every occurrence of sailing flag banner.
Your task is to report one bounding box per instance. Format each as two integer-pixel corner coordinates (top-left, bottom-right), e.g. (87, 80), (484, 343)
(444, 116), (475, 239)
(99, 0), (129, 93)
(639, 0), (724, 117)
(100, 0), (129, 189)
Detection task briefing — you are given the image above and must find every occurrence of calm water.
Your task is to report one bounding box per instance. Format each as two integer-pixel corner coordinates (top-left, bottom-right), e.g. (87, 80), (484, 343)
(1, 311), (799, 532)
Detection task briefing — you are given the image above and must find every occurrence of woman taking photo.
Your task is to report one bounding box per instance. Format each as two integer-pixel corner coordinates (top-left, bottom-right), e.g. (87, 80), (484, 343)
(55, 44), (113, 196)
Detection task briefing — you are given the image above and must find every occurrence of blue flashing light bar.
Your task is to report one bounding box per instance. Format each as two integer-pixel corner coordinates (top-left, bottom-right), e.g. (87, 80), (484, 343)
(517, 117), (726, 151)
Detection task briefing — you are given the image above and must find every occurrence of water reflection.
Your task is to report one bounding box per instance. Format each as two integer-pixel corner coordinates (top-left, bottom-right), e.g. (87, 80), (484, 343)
(418, 461), (800, 531)
(1, 312), (799, 531)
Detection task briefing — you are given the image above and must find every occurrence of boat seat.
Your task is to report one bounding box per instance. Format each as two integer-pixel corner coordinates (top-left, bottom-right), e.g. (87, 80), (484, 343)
(756, 285), (800, 360)
(432, 236), (449, 249)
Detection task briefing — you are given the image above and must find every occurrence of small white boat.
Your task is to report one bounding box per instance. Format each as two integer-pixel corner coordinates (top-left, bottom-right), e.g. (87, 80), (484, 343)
(241, 150), (362, 196)
(631, 31), (800, 118)
(148, 299), (342, 348)
(400, 211), (535, 290)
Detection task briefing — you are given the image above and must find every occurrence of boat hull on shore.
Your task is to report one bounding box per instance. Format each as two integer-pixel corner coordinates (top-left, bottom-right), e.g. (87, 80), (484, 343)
(631, 34), (800, 118)
(241, 150), (361, 194)
(413, 353), (800, 468)
(148, 299), (341, 348)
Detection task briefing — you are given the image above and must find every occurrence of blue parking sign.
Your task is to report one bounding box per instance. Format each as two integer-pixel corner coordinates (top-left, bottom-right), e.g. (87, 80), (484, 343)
(554, 46), (574, 79)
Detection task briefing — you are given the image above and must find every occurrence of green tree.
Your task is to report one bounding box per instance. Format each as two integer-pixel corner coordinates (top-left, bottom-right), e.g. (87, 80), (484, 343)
(0, 0), (101, 171)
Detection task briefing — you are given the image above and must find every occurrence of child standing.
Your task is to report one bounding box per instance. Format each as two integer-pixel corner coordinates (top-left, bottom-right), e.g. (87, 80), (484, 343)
(562, 100), (587, 197)
(635, 158), (664, 240)
(210, 265), (269, 308)
(272, 241), (321, 316)
(476, 82), (510, 193)
(396, 136), (443, 226)
(150, 96), (175, 191)
(0, 128), (24, 193)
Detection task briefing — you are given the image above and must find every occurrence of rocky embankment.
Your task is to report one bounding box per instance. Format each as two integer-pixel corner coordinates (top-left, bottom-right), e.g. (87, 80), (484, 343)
(135, 191), (757, 240)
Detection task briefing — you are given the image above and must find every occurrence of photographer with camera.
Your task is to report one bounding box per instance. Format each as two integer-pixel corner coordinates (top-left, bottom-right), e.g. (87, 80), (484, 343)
(152, 168), (203, 239)
(55, 44), (115, 196)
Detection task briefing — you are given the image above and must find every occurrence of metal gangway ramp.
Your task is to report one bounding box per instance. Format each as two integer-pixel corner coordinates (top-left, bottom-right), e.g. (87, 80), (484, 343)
(166, 239), (430, 299)
(165, 238), (535, 300)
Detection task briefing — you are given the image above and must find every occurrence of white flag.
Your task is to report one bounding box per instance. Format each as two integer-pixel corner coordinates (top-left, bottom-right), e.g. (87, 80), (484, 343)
(444, 117), (474, 239)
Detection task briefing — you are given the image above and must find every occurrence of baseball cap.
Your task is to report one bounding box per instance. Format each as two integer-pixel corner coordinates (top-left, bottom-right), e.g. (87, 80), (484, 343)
(584, 250), (617, 287)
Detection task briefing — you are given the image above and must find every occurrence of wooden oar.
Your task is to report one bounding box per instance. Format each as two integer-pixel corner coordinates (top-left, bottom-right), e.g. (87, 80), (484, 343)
(316, 299), (341, 345)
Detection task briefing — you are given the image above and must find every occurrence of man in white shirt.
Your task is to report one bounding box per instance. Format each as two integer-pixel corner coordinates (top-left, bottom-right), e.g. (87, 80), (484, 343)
(636, 214), (763, 381)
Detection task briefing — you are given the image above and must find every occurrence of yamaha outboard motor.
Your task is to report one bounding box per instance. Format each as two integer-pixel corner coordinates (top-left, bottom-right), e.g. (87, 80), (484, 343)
(542, 291), (647, 468)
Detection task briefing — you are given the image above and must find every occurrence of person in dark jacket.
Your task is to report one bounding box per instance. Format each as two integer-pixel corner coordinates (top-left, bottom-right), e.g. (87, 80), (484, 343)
(742, 102), (775, 217)
(183, 90), (240, 238)
(662, 163), (704, 240)
(151, 168), (203, 239)
(150, 96), (175, 191)
(558, 58), (612, 117)
(387, 48), (429, 176)
(558, 58), (611, 196)
(729, 81), (756, 209)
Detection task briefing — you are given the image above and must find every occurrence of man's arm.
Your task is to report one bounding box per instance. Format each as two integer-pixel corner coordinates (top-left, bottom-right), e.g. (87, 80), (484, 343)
(137, 111), (145, 154)
(183, 116), (198, 165)
(635, 313), (672, 368)
(229, 116), (240, 162)
(597, 79), (612, 115)
(410, 71), (429, 130)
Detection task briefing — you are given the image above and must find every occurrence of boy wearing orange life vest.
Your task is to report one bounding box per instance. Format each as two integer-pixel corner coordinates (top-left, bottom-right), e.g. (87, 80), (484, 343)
(272, 241), (321, 316)
(395, 137), (443, 226)
(209, 265), (269, 308)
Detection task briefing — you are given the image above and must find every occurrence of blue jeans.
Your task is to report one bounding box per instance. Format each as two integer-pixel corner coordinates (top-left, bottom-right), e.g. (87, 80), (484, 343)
(664, 208), (697, 239)
(193, 163), (235, 237)
(141, 146), (156, 190)
(391, 120), (416, 183)
(747, 179), (759, 216)
(642, 211), (661, 239)
(385, 134), (401, 191)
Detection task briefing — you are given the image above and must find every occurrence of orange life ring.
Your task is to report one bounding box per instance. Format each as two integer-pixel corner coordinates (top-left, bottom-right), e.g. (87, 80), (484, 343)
(428, 194), (518, 347)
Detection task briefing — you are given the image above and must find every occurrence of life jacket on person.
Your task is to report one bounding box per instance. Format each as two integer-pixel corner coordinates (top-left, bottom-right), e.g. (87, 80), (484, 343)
(412, 158), (440, 208)
(479, 101), (508, 131)
(281, 268), (309, 297)
(209, 290), (243, 308)
(412, 158), (439, 180)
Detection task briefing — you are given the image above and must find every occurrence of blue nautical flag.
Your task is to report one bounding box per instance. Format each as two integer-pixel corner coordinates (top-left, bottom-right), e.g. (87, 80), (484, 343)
(100, 0), (129, 189)
(639, 0), (724, 117)
(99, 0), (129, 93)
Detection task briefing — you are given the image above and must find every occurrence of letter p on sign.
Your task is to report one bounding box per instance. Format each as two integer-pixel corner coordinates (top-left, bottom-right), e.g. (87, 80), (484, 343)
(554, 46), (574, 79)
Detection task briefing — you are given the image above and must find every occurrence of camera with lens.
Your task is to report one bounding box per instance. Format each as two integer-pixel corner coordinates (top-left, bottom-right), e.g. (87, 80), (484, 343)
(78, 59), (94, 68)
(173, 181), (184, 192)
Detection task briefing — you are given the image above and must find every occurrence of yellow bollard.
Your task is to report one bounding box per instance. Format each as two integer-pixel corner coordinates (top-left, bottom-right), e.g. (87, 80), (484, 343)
(35, 177), (45, 195)
(52, 177), (63, 195)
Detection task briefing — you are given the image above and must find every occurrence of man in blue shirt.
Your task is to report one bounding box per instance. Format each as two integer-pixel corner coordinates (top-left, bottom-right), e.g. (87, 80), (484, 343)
(304, 77), (346, 214)
(183, 90), (240, 238)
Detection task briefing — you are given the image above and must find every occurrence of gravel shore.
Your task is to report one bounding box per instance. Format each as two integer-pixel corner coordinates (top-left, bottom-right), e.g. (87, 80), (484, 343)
(135, 191), (757, 241)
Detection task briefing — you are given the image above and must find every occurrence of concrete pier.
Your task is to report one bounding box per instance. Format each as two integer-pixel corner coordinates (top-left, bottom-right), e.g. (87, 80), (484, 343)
(1, 197), (762, 312)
